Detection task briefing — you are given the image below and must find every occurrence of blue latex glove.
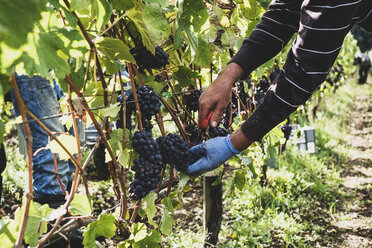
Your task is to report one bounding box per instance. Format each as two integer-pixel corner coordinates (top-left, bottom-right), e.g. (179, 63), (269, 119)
(186, 135), (240, 177)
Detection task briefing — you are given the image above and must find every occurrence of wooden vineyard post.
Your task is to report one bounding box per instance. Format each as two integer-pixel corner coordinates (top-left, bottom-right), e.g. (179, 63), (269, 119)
(203, 175), (223, 247)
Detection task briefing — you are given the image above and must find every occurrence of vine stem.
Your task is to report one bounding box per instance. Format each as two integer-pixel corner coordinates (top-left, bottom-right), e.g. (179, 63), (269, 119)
(65, 75), (127, 215)
(100, 13), (127, 37)
(127, 63), (143, 130)
(130, 200), (142, 223)
(11, 74), (33, 248)
(53, 154), (66, 195)
(160, 97), (189, 142)
(118, 71), (129, 219)
(67, 85), (89, 196)
(167, 80), (198, 126)
(232, 88), (249, 114)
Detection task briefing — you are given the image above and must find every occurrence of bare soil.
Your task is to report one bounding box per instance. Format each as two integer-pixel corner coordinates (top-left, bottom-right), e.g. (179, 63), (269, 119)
(327, 87), (372, 248)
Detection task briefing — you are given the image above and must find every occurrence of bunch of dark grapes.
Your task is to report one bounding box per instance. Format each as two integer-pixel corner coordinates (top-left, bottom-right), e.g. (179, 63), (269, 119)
(142, 118), (153, 132)
(129, 130), (163, 200)
(186, 124), (202, 144)
(208, 126), (229, 138)
(156, 133), (200, 173)
(176, 149), (200, 173)
(130, 44), (169, 70)
(136, 85), (161, 119)
(281, 124), (292, 140)
(131, 131), (162, 163)
(184, 90), (202, 112)
(129, 157), (163, 200)
(156, 134), (188, 164)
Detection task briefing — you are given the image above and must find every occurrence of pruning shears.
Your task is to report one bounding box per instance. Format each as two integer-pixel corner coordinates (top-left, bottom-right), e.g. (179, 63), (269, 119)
(201, 110), (214, 129)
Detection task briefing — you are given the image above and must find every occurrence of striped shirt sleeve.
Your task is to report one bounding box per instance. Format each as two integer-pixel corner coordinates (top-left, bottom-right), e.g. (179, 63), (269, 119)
(234, 0), (372, 141)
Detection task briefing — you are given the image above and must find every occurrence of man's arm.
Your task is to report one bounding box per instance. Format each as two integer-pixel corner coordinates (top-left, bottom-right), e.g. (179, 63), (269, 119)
(187, 0), (369, 176)
(199, 0), (301, 127)
(240, 0), (367, 142)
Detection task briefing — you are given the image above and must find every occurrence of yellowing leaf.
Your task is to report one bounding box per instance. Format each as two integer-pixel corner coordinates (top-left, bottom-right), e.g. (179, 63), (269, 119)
(100, 102), (121, 118)
(69, 194), (93, 216)
(47, 134), (78, 161)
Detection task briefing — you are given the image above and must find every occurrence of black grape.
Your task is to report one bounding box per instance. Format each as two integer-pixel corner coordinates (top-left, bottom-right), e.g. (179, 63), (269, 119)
(208, 126), (229, 138)
(156, 133), (189, 165)
(131, 130), (162, 163)
(137, 85), (161, 119)
(281, 124), (292, 140)
(129, 157), (163, 201)
(130, 44), (169, 70)
(184, 90), (202, 112)
(156, 133), (201, 173)
(185, 124), (202, 144)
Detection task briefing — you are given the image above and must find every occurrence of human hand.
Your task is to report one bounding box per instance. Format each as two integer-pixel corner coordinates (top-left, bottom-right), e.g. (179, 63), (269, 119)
(185, 136), (240, 177)
(198, 63), (244, 128)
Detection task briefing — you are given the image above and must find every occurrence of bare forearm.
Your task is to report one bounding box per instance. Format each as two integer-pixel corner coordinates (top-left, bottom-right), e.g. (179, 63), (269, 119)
(229, 128), (253, 151)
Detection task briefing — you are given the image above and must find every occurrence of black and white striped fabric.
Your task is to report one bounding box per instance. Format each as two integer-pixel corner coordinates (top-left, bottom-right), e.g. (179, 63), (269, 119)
(231, 0), (372, 141)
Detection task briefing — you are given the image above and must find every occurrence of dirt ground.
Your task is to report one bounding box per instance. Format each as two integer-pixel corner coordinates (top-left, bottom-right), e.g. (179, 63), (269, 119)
(327, 84), (372, 248)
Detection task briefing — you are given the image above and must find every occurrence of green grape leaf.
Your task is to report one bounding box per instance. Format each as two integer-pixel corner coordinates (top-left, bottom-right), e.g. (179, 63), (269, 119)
(101, 102), (121, 118)
(100, 56), (118, 75)
(241, 0), (264, 21)
(142, 193), (157, 227)
(0, 0), (45, 49)
(131, 223), (147, 242)
(174, 0), (208, 49)
(0, 207), (21, 247)
(173, 66), (201, 87)
(96, 37), (136, 63)
(159, 210), (175, 235)
(68, 58), (85, 92)
(69, 194), (93, 216)
(0, 120), (5, 145)
(95, 0), (113, 32)
(127, 2), (155, 54)
(179, 0), (208, 33)
(144, 0), (168, 8)
(233, 170), (246, 191)
(26, 30), (70, 79)
(193, 36), (213, 68)
(49, 0), (78, 26)
(111, 0), (134, 10)
(133, 229), (161, 248)
(24, 201), (52, 246)
(83, 213), (117, 247)
(46, 134), (78, 160)
(146, 80), (167, 95)
(70, 0), (91, 12)
(143, 4), (170, 45)
(0, 219), (15, 246)
(108, 128), (124, 152)
(159, 192), (176, 234)
(178, 173), (190, 189)
(118, 148), (130, 165)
